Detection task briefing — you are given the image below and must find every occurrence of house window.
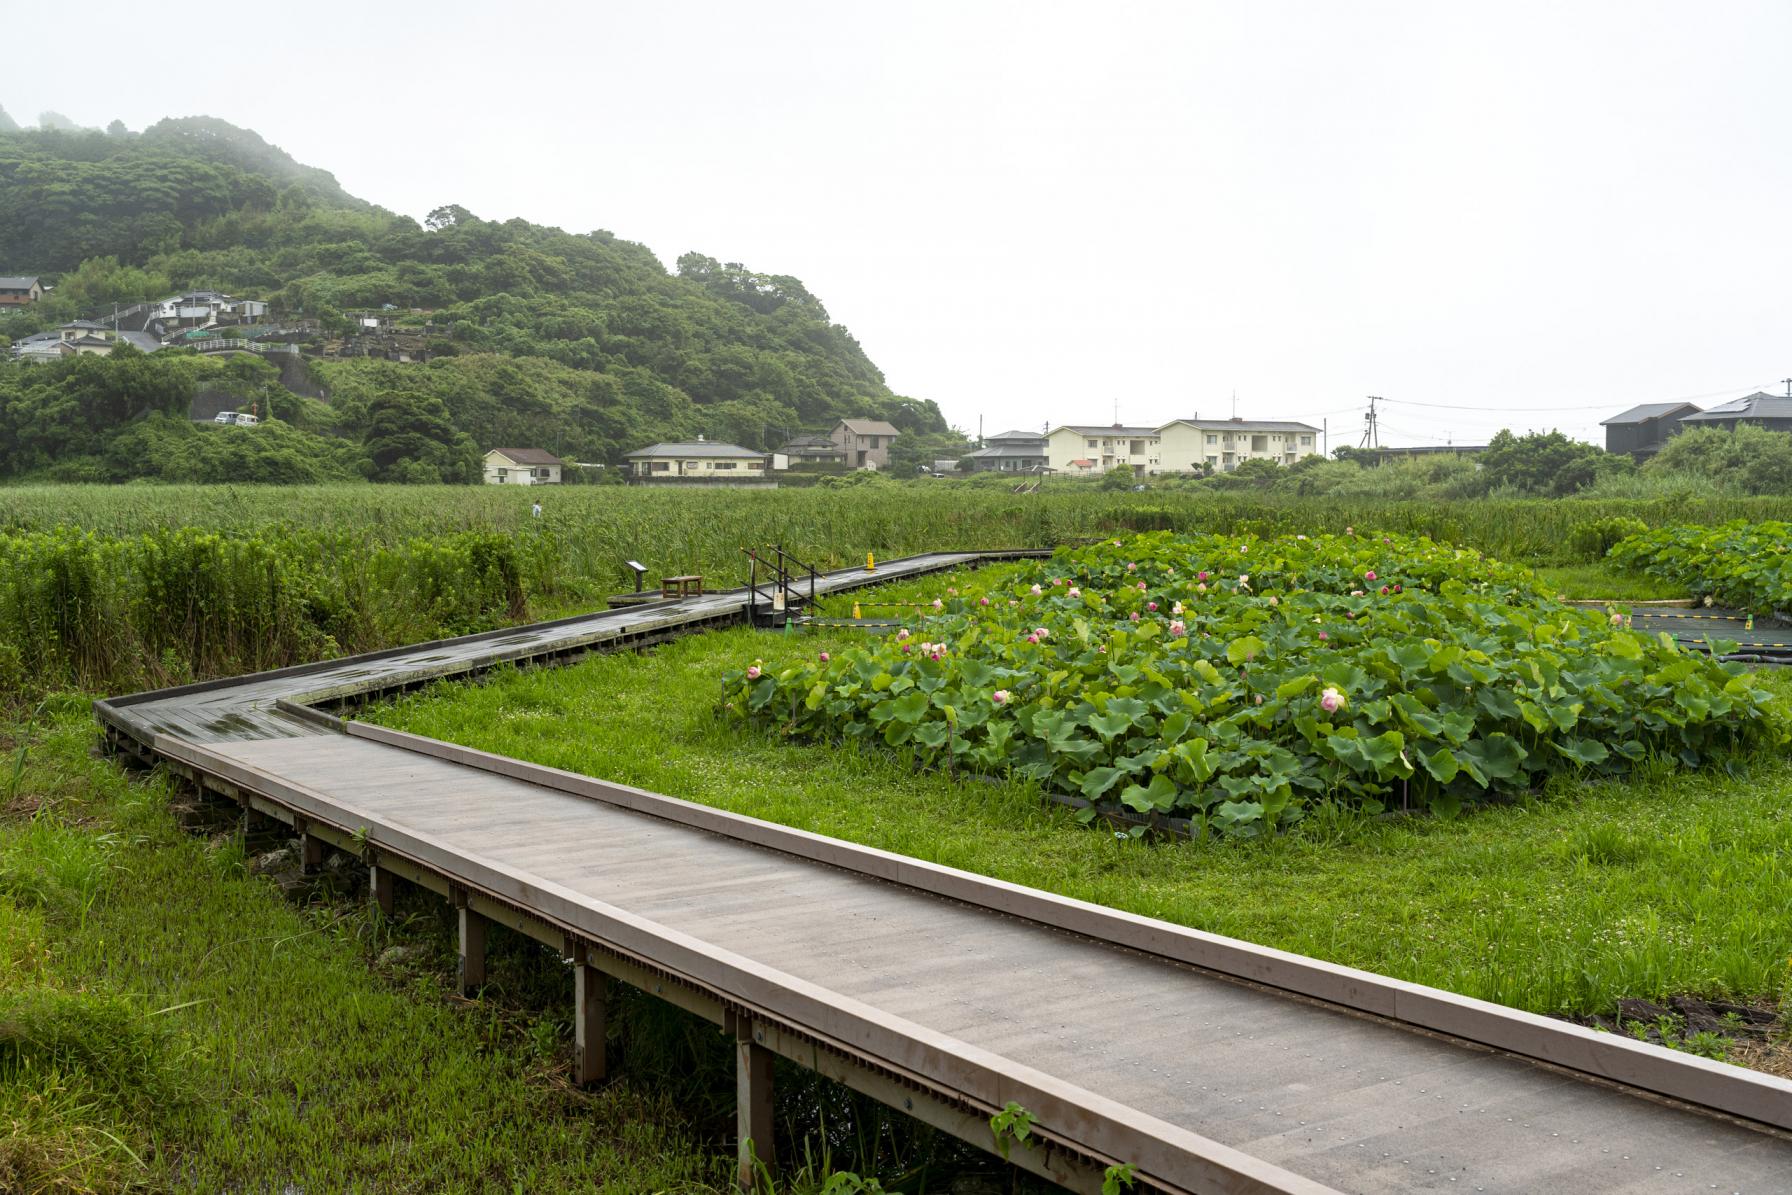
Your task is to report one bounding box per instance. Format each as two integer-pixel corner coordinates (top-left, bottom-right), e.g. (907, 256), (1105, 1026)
(1300, 435), (1313, 446)
(713, 461), (737, 470)
(747, 460), (764, 469)
(651, 461), (669, 472)
(535, 468), (550, 479)
(1205, 434), (1217, 445)
(1129, 440), (1146, 455)
(497, 468), (508, 480)
(1087, 439), (1098, 448)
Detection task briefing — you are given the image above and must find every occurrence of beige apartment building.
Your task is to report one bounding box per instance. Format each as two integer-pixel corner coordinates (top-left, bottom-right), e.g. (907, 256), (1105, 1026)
(1156, 419), (1320, 472)
(1044, 425), (1162, 476)
(1045, 418), (1320, 476)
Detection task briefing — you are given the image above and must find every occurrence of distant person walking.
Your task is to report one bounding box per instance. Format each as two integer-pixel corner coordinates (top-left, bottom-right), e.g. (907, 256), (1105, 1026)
(531, 500), (542, 519)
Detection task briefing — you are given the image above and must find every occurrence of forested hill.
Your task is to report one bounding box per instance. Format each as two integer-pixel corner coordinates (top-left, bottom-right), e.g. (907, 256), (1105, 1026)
(0, 114), (952, 483)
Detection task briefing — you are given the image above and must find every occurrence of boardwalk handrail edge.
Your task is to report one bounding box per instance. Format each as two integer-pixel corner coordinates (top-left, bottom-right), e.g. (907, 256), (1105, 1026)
(149, 731), (1338, 1195)
(341, 719), (1792, 1136)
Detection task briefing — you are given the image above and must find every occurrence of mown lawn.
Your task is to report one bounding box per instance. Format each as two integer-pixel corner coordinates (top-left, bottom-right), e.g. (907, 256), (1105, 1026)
(369, 624), (1792, 1031)
(0, 700), (731, 1194)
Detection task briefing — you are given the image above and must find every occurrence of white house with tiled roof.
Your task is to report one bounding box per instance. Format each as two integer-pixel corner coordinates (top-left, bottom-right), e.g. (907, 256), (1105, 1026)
(1156, 418), (1320, 473)
(482, 448), (564, 485)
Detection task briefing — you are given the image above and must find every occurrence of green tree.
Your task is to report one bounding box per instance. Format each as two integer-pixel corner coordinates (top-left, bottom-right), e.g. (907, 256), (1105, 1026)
(1478, 429), (1631, 497)
(1645, 424), (1792, 494)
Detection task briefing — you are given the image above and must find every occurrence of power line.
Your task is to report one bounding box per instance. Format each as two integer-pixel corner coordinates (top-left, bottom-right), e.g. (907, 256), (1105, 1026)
(1379, 383), (1774, 414)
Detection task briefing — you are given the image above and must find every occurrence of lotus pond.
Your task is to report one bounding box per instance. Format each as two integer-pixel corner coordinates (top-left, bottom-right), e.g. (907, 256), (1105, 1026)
(724, 532), (1789, 838)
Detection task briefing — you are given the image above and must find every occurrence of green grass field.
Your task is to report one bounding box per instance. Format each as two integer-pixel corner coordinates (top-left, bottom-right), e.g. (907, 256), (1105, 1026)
(0, 703), (738, 1193)
(368, 624), (1792, 1028)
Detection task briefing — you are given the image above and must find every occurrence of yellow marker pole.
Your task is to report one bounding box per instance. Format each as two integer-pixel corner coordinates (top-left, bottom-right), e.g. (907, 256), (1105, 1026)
(852, 602), (862, 619)
(866, 552), (875, 573)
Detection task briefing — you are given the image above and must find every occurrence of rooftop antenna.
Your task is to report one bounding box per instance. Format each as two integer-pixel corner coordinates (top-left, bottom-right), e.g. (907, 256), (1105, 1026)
(1782, 377), (1791, 398)
(1231, 389), (1237, 419)
(1359, 396), (1382, 450)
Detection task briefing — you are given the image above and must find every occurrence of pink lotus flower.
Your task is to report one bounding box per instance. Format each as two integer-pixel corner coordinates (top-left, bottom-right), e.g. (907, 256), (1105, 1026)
(1319, 686), (1345, 713)
(901, 643), (912, 652)
(1034, 627), (1049, 638)
(1267, 595), (1279, 606)
(1345, 525), (1355, 535)
(896, 628), (909, 640)
(931, 651), (943, 661)
(1127, 562), (1137, 571)
(948, 586), (958, 595)
(993, 689), (1010, 705)
(1393, 585), (1403, 593)
(1008, 599), (1019, 607)
(1350, 589), (1364, 597)
(1196, 582), (1207, 593)
(1030, 584), (1043, 595)
(931, 598), (943, 610)
(1068, 587), (1081, 598)
(1610, 612), (1623, 626)
(1129, 611), (1140, 622)
(746, 665), (762, 679)
(1364, 570), (1377, 582)
(1238, 575), (1250, 588)
(1240, 544), (1249, 554)
(819, 652), (830, 662)
(979, 596), (990, 607)
(1169, 620), (1186, 636)
(1197, 571), (1210, 581)
(1254, 694), (1264, 705)
(1379, 586), (1389, 596)
(1317, 630), (1329, 641)
(1147, 601), (1158, 612)
(1136, 581), (1147, 591)
(1297, 534), (1308, 541)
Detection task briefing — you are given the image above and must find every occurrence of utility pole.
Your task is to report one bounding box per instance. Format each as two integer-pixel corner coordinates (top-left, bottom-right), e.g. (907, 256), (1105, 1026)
(1322, 417), (1328, 458)
(1359, 396), (1381, 451)
(1782, 377), (1791, 398)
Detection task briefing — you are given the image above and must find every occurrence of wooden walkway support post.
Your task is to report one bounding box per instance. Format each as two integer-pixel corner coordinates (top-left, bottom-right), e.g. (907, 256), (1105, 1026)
(454, 888), (486, 995)
(369, 862), (397, 915)
(736, 1019), (774, 1191)
(296, 818), (325, 874)
(570, 941), (607, 1086)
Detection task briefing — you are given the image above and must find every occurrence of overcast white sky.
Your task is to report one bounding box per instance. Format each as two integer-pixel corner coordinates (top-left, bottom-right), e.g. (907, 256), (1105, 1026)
(11, 1), (1792, 448)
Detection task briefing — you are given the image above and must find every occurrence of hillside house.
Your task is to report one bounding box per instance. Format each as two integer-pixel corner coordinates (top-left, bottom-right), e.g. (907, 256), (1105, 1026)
(1678, 392), (1792, 436)
(777, 434), (847, 467)
(1601, 402), (1701, 459)
(1156, 418), (1320, 473)
(625, 438), (768, 481)
(967, 429), (1050, 473)
(1045, 425), (1161, 476)
(830, 419), (901, 469)
(482, 448), (564, 485)
(0, 276), (44, 306)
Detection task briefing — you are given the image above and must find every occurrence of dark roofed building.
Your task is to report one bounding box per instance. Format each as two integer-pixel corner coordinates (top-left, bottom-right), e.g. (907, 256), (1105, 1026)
(1601, 402), (1701, 458)
(778, 434), (847, 466)
(968, 429), (1049, 473)
(0, 276), (44, 306)
(1678, 391), (1792, 435)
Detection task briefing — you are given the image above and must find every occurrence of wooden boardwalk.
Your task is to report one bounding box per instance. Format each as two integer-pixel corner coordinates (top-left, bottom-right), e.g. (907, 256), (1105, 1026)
(96, 553), (1792, 1193)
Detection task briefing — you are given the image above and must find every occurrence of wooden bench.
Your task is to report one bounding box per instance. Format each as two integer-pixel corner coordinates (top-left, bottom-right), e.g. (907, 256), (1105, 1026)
(660, 574), (703, 599)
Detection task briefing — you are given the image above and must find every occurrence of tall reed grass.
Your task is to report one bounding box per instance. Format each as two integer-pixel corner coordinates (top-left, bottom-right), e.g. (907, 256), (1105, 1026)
(4, 483), (1789, 698)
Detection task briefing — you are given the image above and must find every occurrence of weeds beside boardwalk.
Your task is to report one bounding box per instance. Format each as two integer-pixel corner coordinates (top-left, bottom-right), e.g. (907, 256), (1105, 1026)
(371, 626), (1792, 1025)
(0, 701), (727, 1193)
